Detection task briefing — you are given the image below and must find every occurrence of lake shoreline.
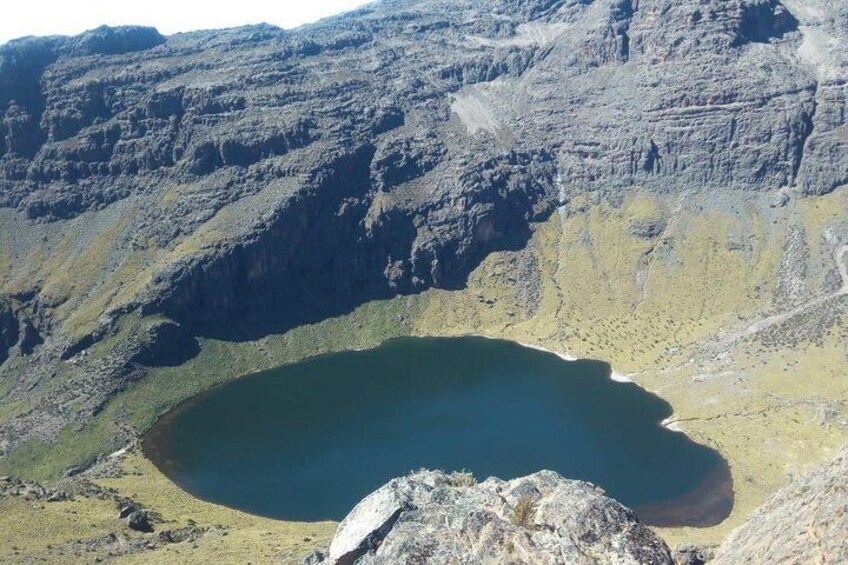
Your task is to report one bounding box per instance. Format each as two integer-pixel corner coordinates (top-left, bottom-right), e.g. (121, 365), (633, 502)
(473, 334), (687, 432)
(143, 335), (734, 529)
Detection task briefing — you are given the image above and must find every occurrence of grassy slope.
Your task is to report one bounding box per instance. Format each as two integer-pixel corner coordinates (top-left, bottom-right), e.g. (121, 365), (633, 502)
(0, 300), (420, 563)
(107, 453), (336, 565)
(0, 451), (336, 564)
(0, 187), (847, 560)
(414, 188), (848, 546)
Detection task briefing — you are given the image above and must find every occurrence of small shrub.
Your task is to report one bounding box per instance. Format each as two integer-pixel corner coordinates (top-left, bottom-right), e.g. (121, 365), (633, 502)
(447, 470), (476, 487)
(511, 495), (539, 529)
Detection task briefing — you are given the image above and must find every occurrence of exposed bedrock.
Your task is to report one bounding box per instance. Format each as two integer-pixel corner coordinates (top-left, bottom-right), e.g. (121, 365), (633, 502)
(309, 449), (848, 564)
(0, 298), (42, 365)
(712, 445), (848, 564)
(0, 300), (18, 365)
(151, 146), (556, 339)
(72, 26), (166, 56)
(307, 469), (674, 565)
(1, 0), (843, 222)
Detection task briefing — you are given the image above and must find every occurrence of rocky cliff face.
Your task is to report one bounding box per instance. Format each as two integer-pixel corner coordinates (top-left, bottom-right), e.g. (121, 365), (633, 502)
(308, 469), (674, 565)
(712, 445), (848, 564)
(0, 0), (846, 459)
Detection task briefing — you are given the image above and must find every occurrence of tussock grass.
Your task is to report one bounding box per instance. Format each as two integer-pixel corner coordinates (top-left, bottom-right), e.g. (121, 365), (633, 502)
(511, 495), (539, 529)
(447, 470), (477, 487)
(413, 188), (848, 547)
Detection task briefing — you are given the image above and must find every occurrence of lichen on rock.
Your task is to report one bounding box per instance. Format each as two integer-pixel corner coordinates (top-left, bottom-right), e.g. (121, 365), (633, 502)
(313, 469), (674, 565)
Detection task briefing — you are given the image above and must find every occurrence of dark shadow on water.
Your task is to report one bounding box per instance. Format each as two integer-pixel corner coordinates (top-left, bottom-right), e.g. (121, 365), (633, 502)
(634, 458), (735, 528)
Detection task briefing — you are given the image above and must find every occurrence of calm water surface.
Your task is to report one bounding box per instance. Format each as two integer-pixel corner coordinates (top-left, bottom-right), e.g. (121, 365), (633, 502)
(144, 337), (732, 526)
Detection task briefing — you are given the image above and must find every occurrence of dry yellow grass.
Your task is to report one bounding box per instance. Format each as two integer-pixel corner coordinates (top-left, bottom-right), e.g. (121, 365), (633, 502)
(0, 451), (335, 564)
(0, 493), (123, 563)
(101, 453), (336, 565)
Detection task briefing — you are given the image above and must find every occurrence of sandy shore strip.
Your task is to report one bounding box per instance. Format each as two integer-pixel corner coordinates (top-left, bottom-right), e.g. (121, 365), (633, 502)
(610, 371), (635, 383)
(661, 417), (684, 433)
(514, 338), (637, 383)
(470, 333), (641, 384)
(515, 340), (578, 362)
(485, 335), (687, 433)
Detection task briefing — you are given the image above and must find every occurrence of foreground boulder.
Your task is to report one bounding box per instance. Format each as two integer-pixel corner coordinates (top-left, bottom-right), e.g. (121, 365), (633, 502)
(712, 446), (848, 564)
(310, 470), (673, 565)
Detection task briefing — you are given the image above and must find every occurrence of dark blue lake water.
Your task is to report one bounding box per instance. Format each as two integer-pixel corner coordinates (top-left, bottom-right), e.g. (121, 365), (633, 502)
(144, 337), (732, 526)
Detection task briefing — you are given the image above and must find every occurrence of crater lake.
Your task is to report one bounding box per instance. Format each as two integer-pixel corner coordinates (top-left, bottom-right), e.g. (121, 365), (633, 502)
(143, 336), (733, 527)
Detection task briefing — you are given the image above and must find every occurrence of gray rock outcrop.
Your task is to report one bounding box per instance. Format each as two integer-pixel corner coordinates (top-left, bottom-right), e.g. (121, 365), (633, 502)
(311, 469), (673, 565)
(0, 298), (41, 364)
(673, 544), (715, 565)
(126, 510), (154, 533)
(0, 300), (18, 365)
(712, 445), (848, 564)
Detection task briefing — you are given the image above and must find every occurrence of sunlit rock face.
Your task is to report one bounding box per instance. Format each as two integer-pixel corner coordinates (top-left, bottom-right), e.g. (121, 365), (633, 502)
(312, 469), (673, 565)
(713, 446), (848, 565)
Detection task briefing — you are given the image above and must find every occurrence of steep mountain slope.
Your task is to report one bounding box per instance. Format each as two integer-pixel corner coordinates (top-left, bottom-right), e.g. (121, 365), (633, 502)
(713, 444), (848, 564)
(2, 0), (846, 457)
(0, 0), (847, 561)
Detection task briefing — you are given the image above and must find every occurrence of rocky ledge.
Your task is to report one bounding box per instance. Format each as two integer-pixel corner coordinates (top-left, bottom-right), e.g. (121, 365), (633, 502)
(307, 469), (673, 565)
